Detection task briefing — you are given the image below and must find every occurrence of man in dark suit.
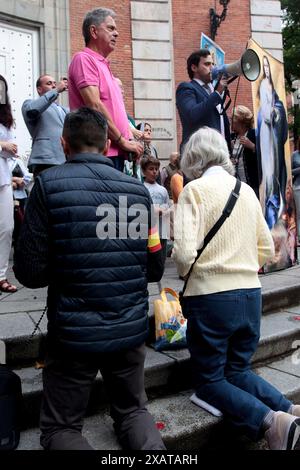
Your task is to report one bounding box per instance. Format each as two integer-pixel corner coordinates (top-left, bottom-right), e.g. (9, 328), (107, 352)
(22, 75), (69, 177)
(176, 49), (231, 155)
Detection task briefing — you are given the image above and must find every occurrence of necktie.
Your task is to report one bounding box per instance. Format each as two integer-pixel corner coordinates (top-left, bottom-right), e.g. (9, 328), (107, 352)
(203, 84), (212, 95)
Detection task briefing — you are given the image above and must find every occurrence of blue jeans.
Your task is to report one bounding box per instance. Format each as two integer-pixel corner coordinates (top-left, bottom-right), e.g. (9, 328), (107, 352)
(183, 288), (292, 441)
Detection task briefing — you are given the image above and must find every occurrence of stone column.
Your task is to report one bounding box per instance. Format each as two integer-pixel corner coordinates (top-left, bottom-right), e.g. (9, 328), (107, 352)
(131, 0), (177, 163)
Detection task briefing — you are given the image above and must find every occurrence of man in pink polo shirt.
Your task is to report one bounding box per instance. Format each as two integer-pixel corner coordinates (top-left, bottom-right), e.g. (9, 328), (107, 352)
(68, 7), (143, 172)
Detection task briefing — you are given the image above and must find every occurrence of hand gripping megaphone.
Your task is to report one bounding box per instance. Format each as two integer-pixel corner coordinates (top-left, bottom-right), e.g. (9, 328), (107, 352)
(212, 49), (261, 82)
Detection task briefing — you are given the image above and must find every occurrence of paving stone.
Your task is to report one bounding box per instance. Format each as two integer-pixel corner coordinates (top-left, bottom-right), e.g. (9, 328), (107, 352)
(264, 354), (300, 379)
(27, 310), (48, 334)
(256, 365), (300, 403)
(0, 312), (34, 339)
(18, 410), (120, 450)
(253, 311), (300, 362)
(161, 349), (191, 363)
(143, 347), (176, 389)
(15, 366), (43, 395)
(285, 305), (300, 315)
(0, 300), (46, 314)
(0, 287), (47, 303)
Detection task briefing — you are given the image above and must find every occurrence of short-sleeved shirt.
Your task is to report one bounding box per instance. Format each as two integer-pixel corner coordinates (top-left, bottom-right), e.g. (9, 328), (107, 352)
(68, 47), (131, 157)
(144, 181), (170, 239)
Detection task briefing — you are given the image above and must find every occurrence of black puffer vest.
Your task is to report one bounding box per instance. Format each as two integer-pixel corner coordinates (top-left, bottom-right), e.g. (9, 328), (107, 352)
(39, 154), (152, 354)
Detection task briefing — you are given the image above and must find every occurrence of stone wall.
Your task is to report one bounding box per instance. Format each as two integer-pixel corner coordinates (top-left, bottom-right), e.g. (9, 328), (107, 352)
(0, 0), (285, 162)
(0, 0), (70, 84)
(250, 0), (283, 62)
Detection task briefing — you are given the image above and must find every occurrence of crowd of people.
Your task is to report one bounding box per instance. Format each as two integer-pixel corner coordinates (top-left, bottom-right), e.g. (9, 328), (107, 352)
(1, 6), (300, 452)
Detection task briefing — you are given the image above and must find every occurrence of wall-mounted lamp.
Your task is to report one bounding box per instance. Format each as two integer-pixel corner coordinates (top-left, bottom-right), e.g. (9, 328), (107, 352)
(209, 0), (230, 41)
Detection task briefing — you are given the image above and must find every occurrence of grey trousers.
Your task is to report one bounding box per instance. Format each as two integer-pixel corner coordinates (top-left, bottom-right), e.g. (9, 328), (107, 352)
(40, 343), (166, 451)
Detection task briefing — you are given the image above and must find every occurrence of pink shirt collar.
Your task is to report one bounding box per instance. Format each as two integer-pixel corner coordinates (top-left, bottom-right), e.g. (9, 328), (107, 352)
(83, 47), (110, 65)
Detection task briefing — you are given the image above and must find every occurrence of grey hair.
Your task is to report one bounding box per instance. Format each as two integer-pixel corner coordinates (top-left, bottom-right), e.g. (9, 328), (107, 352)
(181, 127), (234, 180)
(82, 8), (116, 46)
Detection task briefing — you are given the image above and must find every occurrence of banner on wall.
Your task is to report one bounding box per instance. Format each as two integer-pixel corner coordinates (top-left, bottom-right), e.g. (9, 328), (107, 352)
(200, 33), (225, 68)
(249, 38), (297, 272)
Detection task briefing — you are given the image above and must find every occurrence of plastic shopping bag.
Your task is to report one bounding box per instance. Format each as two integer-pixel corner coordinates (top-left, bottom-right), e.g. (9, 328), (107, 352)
(153, 288), (187, 351)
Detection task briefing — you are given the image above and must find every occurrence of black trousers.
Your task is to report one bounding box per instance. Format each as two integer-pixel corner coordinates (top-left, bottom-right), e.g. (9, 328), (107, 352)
(40, 343), (166, 450)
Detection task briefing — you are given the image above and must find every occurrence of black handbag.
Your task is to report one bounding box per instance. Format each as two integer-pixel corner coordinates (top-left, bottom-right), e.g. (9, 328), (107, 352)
(179, 178), (241, 307)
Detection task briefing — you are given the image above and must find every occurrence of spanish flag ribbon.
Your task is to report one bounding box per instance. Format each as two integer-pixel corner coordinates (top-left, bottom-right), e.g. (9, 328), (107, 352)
(148, 226), (161, 253)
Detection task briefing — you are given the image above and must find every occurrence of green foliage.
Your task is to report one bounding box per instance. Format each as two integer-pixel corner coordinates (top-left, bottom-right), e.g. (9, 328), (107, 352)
(282, 0), (300, 89)
(282, 0), (300, 140)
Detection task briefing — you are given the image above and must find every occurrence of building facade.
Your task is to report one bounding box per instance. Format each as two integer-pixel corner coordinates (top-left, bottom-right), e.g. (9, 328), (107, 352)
(0, 0), (283, 161)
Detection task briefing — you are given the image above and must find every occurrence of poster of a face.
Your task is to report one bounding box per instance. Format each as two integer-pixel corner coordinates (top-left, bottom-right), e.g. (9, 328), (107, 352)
(200, 33), (225, 67)
(250, 39), (297, 272)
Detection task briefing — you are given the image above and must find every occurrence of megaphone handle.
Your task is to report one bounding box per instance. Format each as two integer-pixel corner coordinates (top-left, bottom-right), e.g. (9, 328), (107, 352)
(214, 75), (221, 92)
(227, 76), (239, 85)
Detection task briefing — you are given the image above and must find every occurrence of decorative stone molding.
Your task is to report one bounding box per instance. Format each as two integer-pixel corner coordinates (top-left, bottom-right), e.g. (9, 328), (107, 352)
(250, 0), (283, 62)
(0, 0), (70, 84)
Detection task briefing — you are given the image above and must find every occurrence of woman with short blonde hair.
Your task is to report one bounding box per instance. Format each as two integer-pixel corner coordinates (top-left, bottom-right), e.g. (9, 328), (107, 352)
(233, 105), (254, 129)
(231, 104), (259, 197)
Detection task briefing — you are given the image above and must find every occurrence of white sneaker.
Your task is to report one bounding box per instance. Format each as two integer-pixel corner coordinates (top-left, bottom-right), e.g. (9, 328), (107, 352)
(290, 405), (300, 418)
(265, 411), (300, 450)
(190, 393), (223, 417)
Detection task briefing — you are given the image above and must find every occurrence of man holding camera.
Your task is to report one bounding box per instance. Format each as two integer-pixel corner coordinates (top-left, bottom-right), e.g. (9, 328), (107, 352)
(22, 75), (69, 177)
(176, 49), (231, 155)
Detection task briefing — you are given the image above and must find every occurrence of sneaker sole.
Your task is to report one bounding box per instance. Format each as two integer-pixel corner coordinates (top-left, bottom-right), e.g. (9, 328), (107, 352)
(287, 418), (300, 450)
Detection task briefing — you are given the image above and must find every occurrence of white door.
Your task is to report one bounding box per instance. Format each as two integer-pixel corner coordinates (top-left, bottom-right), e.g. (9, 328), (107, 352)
(0, 22), (39, 162)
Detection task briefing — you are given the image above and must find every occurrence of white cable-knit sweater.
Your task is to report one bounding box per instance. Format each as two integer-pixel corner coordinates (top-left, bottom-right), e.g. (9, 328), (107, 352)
(172, 166), (275, 296)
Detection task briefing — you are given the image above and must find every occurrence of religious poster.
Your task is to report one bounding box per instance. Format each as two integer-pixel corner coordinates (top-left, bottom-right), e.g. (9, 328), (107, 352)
(200, 33), (225, 69)
(249, 38), (297, 272)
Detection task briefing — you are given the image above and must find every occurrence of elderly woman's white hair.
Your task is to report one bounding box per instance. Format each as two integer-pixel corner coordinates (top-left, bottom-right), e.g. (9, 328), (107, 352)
(181, 127), (234, 180)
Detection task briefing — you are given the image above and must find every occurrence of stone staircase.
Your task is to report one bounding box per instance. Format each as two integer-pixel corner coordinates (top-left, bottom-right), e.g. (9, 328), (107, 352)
(1, 260), (300, 450)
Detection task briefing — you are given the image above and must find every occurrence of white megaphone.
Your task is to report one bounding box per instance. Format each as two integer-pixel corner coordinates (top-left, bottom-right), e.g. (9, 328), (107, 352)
(212, 49), (261, 82)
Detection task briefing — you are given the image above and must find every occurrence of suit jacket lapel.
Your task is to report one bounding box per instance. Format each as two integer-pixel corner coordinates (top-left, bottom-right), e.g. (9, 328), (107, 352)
(191, 79), (210, 97)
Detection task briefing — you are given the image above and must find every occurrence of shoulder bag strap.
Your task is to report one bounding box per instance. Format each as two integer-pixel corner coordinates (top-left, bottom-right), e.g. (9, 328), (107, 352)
(181, 178), (241, 296)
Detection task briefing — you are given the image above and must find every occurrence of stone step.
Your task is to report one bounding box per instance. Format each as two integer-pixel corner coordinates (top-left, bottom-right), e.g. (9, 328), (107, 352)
(15, 306), (300, 429)
(17, 345), (185, 429)
(18, 352), (300, 450)
(2, 288), (300, 366)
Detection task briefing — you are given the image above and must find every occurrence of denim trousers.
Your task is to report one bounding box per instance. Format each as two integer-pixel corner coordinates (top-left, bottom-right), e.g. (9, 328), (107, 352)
(183, 288), (292, 441)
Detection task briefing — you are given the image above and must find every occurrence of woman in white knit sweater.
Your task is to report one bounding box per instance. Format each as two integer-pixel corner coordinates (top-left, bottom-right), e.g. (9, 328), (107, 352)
(172, 127), (300, 450)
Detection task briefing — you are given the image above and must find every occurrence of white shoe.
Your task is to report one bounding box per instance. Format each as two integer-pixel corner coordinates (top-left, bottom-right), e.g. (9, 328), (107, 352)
(290, 405), (300, 418)
(265, 411), (300, 450)
(190, 393), (223, 417)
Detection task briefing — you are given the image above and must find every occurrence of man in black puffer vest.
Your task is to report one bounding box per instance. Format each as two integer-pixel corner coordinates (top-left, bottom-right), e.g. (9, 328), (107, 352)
(14, 107), (166, 450)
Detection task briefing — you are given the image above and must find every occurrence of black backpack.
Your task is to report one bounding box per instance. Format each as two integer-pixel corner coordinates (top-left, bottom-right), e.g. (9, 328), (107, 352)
(0, 365), (22, 450)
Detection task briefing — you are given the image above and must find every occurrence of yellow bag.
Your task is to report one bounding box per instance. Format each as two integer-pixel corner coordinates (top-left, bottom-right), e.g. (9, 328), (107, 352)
(153, 288), (187, 351)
